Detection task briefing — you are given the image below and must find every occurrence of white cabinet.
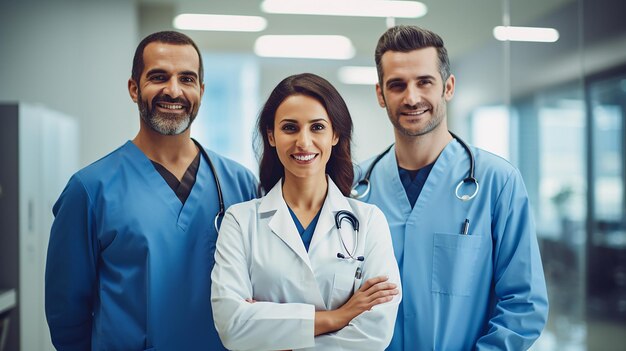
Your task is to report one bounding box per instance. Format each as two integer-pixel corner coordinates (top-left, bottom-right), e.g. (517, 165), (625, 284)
(0, 103), (79, 351)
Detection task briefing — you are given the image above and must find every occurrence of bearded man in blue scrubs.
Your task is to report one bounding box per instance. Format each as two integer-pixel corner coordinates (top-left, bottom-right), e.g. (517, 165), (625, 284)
(45, 31), (257, 350)
(356, 25), (548, 350)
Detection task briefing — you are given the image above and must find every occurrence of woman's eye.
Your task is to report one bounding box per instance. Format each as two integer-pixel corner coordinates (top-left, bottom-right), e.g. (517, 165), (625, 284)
(281, 124), (297, 132)
(311, 123), (325, 131)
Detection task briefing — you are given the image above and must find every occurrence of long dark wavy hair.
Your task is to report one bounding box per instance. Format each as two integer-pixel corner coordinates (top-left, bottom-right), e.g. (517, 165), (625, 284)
(255, 73), (354, 196)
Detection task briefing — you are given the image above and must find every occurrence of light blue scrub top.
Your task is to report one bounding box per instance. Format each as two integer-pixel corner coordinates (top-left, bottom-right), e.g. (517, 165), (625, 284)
(45, 141), (257, 351)
(356, 139), (548, 350)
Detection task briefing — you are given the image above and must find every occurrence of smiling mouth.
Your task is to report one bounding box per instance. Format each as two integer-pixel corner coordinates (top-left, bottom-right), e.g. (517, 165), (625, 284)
(292, 153), (318, 162)
(156, 102), (186, 111)
(401, 108), (430, 117)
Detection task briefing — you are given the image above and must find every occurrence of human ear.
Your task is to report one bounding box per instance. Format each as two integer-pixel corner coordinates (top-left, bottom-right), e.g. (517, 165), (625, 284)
(444, 74), (455, 101)
(375, 83), (386, 108)
(267, 129), (275, 147)
(128, 79), (139, 103)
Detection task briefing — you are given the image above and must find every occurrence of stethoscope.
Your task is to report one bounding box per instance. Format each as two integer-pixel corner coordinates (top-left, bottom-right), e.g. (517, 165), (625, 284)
(350, 131), (479, 202)
(334, 210), (364, 262)
(191, 139), (225, 232)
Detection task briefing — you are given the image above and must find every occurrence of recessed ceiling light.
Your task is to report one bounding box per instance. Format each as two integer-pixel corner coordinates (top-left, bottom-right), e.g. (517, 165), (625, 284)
(173, 14), (267, 32)
(338, 66), (378, 85)
(261, 0), (427, 18)
(493, 26), (559, 42)
(254, 35), (355, 60)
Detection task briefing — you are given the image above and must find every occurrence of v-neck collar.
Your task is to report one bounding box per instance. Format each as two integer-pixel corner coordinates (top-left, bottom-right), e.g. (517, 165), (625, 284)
(123, 140), (212, 232)
(151, 151), (201, 204)
(258, 177), (352, 269)
(380, 139), (464, 218)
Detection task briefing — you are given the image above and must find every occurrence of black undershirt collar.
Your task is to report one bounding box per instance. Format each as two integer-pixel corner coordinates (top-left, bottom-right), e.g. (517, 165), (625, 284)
(151, 151), (201, 204)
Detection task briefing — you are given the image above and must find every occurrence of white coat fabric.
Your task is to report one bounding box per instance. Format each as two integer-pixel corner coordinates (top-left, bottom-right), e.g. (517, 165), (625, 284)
(211, 177), (401, 351)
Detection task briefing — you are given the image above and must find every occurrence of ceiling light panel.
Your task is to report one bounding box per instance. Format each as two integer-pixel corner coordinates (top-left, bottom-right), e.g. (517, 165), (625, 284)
(338, 66), (378, 85)
(261, 0), (427, 18)
(173, 14), (267, 32)
(254, 35), (355, 60)
(493, 26), (559, 42)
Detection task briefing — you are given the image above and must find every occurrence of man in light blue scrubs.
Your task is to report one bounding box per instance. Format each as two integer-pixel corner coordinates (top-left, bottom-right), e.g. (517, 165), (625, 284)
(45, 31), (257, 350)
(356, 25), (548, 350)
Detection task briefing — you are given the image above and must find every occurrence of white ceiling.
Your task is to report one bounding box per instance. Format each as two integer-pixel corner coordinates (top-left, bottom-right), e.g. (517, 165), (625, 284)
(138, 0), (574, 63)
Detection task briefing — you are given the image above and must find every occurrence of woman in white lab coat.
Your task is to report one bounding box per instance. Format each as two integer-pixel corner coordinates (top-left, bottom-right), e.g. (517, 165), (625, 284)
(211, 73), (401, 351)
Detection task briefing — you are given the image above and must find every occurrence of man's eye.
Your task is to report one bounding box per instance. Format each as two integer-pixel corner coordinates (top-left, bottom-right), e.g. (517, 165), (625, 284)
(150, 75), (166, 81)
(388, 83), (404, 91)
(181, 76), (195, 83)
(419, 80), (432, 86)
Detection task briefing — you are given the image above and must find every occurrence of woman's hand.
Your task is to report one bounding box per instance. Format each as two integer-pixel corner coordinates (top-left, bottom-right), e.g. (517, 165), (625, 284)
(314, 276), (398, 335)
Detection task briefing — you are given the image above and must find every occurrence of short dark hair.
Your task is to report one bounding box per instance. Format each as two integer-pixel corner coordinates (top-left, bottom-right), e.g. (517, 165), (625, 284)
(131, 31), (204, 85)
(375, 25), (450, 87)
(255, 73), (354, 196)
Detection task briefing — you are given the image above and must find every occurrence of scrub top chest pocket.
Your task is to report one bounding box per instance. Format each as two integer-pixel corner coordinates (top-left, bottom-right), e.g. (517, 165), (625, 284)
(431, 232), (483, 296)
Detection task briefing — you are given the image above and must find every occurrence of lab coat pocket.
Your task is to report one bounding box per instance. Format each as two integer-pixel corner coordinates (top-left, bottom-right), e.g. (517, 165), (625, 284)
(328, 266), (358, 310)
(431, 232), (482, 296)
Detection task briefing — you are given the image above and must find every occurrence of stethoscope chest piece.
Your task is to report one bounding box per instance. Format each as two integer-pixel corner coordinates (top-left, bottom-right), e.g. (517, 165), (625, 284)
(349, 179), (370, 200)
(455, 177), (480, 202)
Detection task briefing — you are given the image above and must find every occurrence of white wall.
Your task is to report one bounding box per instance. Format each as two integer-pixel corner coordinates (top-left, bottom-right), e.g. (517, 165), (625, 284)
(341, 85), (395, 163)
(0, 0), (138, 167)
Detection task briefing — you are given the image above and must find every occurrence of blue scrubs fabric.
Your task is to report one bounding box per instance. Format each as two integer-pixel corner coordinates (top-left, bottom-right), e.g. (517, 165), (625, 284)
(45, 141), (257, 351)
(398, 163), (434, 208)
(356, 140), (548, 351)
(287, 206), (321, 251)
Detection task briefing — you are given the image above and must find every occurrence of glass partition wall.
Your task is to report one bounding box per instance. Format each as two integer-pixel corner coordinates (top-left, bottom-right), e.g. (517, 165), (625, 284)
(453, 0), (626, 349)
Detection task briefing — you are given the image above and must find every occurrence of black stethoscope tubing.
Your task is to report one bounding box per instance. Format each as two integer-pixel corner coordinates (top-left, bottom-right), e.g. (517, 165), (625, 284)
(335, 210), (364, 261)
(191, 139), (225, 232)
(351, 131), (479, 201)
(192, 138), (365, 259)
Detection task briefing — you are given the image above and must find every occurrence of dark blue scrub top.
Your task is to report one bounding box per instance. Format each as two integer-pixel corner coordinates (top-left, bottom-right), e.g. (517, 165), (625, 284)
(398, 162), (434, 208)
(288, 206), (322, 251)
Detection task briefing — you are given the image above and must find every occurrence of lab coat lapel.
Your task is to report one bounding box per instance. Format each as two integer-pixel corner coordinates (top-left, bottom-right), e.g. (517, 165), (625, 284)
(259, 181), (313, 270)
(308, 178), (351, 254)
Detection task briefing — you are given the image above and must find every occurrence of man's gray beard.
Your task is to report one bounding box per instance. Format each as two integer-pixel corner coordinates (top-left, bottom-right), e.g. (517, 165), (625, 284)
(138, 95), (194, 136)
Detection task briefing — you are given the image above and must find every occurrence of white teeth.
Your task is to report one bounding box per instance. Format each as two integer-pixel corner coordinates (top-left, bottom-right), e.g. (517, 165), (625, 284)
(293, 154), (316, 161)
(159, 103), (183, 110)
(405, 109), (427, 115)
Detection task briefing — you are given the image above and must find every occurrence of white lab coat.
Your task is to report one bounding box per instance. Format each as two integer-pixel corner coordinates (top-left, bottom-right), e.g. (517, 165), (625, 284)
(211, 177), (401, 351)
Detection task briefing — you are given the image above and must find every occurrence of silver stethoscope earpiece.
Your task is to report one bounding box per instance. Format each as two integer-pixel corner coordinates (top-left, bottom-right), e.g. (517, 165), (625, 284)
(350, 131), (479, 203)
